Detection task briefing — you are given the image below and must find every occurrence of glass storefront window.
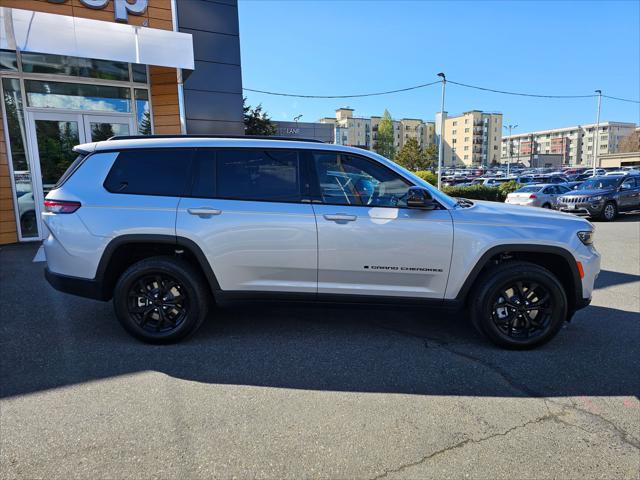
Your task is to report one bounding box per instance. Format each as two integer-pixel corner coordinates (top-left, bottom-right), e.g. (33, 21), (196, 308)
(21, 52), (130, 81)
(25, 80), (132, 113)
(0, 50), (18, 71)
(135, 89), (152, 135)
(131, 64), (148, 83)
(1, 78), (38, 238)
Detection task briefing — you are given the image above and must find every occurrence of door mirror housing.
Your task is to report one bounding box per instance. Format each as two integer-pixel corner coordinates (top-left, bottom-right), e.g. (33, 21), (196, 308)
(406, 186), (436, 209)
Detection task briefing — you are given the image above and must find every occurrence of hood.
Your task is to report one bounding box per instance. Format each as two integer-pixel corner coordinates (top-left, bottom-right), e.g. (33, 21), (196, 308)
(561, 188), (614, 197)
(453, 199), (592, 229)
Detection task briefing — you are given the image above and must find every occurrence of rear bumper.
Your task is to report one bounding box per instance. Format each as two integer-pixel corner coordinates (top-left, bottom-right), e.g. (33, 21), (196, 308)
(45, 267), (107, 301)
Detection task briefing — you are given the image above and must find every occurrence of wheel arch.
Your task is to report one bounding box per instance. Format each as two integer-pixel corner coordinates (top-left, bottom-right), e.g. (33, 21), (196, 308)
(96, 234), (220, 301)
(456, 244), (583, 315)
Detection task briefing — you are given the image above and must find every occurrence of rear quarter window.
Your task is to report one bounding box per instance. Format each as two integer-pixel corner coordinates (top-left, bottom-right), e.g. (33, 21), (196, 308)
(104, 149), (193, 196)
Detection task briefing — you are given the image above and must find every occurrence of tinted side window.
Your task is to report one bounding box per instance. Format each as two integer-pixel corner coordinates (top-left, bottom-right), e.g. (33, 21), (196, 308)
(313, 152), (410, 207)
(104, 149), (192, 196)
(216, 149), (301, 202)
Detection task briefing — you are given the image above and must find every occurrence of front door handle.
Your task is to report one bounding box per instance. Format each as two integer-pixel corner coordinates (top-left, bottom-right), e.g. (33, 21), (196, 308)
(323, 213), (357, 222)
(187, 207), (222, 217)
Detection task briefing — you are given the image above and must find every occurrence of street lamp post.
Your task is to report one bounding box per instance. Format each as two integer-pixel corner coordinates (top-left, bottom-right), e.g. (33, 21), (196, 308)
(503, 124), (518, 177)
(437, 72), (446, 190)
(592, 90), (602, 175)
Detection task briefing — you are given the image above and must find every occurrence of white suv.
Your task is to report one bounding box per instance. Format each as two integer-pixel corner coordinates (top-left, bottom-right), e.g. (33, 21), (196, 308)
(42, 136), (600, 349)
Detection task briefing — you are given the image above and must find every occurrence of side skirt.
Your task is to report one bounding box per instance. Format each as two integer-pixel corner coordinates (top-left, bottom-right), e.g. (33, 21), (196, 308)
(213, 290), (463, 310)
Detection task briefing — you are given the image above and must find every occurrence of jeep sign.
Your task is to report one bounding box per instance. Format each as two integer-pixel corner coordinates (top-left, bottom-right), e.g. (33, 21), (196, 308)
(48, 0), (148, 23)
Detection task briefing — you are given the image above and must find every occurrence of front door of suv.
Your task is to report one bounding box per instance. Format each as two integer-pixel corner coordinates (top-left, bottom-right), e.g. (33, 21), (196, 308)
(310, 151), (454, 299)
(617, 177), (640, 211)
(176, 148), (318, 293)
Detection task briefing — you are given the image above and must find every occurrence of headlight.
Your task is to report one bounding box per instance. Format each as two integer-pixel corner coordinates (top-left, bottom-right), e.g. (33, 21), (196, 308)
(590, 196), (603, 201)
(577, 230), (594, 245)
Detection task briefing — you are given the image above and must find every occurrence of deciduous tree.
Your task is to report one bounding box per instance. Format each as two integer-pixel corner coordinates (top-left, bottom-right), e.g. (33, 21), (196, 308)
(618, 131), (640, 153)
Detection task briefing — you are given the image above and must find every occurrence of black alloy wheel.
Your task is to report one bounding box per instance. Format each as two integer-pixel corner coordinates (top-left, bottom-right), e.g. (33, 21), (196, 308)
(127, 274), (189, 334)
(469, 261), (567, 349)
(490, 280), (552, 340)
(113, 256), (210, 343)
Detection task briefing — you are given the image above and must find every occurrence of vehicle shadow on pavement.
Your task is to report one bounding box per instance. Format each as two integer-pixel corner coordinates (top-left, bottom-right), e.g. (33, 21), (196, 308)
(596, 269), (640, 289)
(1, 243), (639, 400)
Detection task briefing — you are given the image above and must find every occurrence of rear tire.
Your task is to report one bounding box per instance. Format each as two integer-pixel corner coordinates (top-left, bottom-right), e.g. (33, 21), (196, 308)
(469, 261), (567, 349)
(600, 201), (617, 221)
(113, 256), (210, 344)
(542, 203), (551, 209)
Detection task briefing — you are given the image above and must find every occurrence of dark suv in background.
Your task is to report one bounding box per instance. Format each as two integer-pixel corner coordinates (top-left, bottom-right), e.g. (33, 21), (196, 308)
(556, 173), (640, 221)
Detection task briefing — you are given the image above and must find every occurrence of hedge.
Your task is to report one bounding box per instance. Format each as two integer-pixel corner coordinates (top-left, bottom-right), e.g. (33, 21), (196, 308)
(412, 171), (520, 202)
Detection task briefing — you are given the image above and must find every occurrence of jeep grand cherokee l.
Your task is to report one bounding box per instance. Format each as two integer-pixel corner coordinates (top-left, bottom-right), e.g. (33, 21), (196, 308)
(42, 136), (600, 349)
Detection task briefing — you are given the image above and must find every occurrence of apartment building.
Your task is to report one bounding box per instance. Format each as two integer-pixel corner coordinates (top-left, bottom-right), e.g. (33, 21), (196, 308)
(501, 122), (637, 166)
(438, 111), (503, 167)
(320, 108), (435, 151)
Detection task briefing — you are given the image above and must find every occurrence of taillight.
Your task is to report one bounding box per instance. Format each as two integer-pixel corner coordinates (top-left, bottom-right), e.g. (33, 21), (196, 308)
(44, 200), (81, 214)
(529, 194), (537, 199)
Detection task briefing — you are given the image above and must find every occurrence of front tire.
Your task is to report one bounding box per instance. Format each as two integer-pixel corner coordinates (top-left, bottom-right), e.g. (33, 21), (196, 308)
(113, 256), (210, 344)
(469, 261), (567, 349)
(600, 201), (617, 221)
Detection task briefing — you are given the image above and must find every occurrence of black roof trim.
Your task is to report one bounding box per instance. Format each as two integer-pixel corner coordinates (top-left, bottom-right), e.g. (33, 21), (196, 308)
(107, 134), (324, 143)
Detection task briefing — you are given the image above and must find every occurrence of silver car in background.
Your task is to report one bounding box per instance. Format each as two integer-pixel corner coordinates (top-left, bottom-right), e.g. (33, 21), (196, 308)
(505, 184), (572, 209)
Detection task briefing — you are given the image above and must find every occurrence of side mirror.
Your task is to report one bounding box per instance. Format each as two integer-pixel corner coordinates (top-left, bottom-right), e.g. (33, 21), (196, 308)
(406, 186), (436, 210)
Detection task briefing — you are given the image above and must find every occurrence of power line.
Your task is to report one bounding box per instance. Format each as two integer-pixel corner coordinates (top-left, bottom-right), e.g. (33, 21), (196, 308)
(242, 80), (441, 99)
(446, 80), (596, 99)
(243, 78), (640, 103)
(602, 94), (640, 104)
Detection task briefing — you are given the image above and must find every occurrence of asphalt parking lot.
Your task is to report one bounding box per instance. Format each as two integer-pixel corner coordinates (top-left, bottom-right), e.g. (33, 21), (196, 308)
(1, 215), (639, 479)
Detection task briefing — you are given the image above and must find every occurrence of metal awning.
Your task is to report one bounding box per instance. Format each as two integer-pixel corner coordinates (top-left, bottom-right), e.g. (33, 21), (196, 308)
(0, 7), (194, 70)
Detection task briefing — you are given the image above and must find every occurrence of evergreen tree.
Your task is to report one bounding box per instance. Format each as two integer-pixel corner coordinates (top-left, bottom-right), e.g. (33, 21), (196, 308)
(395, 138), (438, 171)
(243, 98), (277, 135)
(374, 110), (395, 159)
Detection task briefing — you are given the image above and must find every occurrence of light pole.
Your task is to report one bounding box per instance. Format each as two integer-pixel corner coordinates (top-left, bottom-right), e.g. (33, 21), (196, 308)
(294, 114), (303, 123)
(437, 72), (446, 190)
(592, 90), (602, 175)
(503, 124), (517, 177)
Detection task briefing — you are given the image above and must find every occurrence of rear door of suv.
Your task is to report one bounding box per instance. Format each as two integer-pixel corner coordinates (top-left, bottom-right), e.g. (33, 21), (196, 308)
(309, 150), (454, 299)
(176, 148), (318, 293)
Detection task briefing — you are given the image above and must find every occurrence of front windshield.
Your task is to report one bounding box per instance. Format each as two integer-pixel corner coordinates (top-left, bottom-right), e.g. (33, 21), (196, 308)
(577, 177), (620, 190)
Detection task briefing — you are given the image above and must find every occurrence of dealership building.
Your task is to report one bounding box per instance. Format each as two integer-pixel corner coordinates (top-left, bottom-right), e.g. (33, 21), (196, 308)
(0, 0), (244, 244)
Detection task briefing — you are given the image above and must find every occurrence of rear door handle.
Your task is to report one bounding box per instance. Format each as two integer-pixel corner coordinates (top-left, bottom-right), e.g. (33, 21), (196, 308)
(187, 207), (222, 217)
(323, 213), (357, 222)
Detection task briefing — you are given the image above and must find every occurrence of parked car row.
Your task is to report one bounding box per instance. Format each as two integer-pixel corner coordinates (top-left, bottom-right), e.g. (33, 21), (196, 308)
(505, 173), (640, 221)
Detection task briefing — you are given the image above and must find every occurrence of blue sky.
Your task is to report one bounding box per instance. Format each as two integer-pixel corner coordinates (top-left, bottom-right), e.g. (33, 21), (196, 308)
(238, 0), (639, 132)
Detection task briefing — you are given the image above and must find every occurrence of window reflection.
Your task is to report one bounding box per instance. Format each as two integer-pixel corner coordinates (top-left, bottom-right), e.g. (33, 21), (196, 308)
(131, 64), (148, 83)
(21, 52), (129, 81)
(135, 89), (152, 135)
(0, 49), (18, 71)
(2, 78), (38, 238)
(89, 122), (130, 142)
(25, 80), (131, 113)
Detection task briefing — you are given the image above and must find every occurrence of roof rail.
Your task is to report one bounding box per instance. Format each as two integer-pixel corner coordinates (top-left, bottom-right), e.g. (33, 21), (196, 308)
(107, 134), (325, 143)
